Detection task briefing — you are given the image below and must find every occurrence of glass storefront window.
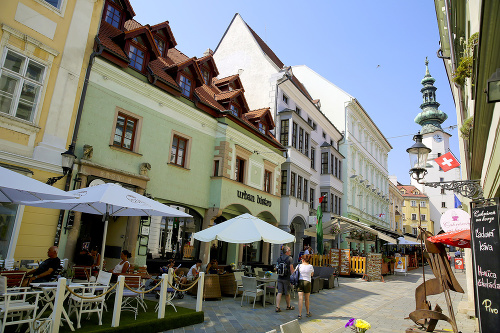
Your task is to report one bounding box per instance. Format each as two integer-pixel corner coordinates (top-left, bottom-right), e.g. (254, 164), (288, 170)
(0, 203), (19, 259)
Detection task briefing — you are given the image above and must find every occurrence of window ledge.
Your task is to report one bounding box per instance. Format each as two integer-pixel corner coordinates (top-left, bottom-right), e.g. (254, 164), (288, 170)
(109, 145), (142, 156)
(0, 113), (40, 135)
(167, 162), (190, 171)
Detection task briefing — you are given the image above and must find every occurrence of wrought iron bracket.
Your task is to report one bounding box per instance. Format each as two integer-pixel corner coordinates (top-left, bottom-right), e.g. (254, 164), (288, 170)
(419, 179), (483, 200)
(46, 175), (64, 186)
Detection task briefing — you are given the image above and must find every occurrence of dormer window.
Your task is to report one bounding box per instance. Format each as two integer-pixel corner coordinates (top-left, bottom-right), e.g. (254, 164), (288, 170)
(258, 123), (267, 135)
(179, 74), (192, 97)
(228, 84), (234, 91)
(154, 36), (165, 56)
(201, 68), (210, 85)
(128, 40), (145, 71)
(104, 2), (122, 28)
(230, 104), (239, 117)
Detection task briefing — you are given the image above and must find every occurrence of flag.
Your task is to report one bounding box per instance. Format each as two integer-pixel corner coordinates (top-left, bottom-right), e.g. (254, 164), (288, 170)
(378, 213), (385, 218)
(316, 195), (326, 254)
(434, 152), (460, 172)
(454, 194), (462, 208)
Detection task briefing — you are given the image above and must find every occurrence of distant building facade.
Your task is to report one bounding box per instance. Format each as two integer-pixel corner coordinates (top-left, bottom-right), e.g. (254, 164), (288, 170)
(214, 14), (344, 260)
(291, 66), (393, 249)
(397, 185), (433, 236)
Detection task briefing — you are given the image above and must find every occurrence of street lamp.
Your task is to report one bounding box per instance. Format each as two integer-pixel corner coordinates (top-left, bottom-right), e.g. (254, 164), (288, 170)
(46, 145), (77, 186)
(406, 132), (431, 183)
(406, 134), (484, 200)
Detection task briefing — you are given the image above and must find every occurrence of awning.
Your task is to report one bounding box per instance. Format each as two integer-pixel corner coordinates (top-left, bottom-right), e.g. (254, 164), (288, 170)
(304, 215), (397, 243)
(403, 234), (419, 243)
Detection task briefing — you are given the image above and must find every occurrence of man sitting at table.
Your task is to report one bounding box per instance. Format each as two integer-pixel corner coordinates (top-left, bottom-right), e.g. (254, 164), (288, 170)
(23, 246), (61, 286)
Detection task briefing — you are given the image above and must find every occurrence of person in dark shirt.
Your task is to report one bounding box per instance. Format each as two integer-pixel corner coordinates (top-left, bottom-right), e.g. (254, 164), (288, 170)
(23, 246), (61, 286)
(74, 249), (93, 266)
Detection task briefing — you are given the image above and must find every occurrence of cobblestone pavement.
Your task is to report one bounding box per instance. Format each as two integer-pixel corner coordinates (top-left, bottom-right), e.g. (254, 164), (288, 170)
(156, 267), (478, 333)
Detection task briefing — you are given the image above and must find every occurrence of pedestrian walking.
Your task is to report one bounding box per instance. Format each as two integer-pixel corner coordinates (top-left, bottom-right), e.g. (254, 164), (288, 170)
(297, 254), (314, 319)
(275, 246), (295, 312)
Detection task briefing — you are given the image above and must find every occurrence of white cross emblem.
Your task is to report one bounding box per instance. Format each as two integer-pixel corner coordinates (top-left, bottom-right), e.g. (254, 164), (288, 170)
(441, 157), (453, 167)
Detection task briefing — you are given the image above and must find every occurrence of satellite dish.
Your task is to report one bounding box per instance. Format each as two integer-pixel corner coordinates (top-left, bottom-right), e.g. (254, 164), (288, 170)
(88, 179), (105, 187)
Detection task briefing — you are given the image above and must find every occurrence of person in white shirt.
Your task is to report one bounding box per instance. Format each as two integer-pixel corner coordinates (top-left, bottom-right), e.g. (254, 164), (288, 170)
(297, 254), (314, 319)
(186, 259), (202, 281)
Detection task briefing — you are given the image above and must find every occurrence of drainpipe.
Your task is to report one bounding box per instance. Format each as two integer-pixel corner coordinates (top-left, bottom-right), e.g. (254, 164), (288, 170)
(53, 38), (104, 247)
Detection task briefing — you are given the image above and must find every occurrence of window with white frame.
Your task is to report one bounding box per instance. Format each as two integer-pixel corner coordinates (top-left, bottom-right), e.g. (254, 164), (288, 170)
(420, 201), (426, 207)
(0, 49), (46, 122)
(420, 214), (426, 221)
(44, 0), (63, 10)
(412, 227), (417, 235)
(411, 200), (417, 207)
(411, 213), (417, 220)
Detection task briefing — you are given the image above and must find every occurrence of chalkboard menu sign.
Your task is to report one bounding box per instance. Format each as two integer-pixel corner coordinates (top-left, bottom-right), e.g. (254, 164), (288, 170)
(470, 201), (500, 333)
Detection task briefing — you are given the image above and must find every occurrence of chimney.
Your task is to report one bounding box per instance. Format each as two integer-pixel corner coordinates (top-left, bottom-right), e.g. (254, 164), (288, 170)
(203, 48), (214, 57)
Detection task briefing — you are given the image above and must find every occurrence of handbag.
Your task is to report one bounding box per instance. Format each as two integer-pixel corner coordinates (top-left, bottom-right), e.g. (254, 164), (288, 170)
(290, 264), (300, 286)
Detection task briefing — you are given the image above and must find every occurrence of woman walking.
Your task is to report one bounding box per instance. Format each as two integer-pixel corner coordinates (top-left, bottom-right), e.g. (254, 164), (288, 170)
(297, 254), (314, 318)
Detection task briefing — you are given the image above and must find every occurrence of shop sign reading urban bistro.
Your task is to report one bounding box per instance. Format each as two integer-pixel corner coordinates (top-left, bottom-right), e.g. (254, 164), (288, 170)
(237, 190), (272, 207)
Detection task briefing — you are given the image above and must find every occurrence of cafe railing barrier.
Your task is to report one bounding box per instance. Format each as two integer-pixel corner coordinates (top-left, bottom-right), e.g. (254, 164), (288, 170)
(46, 272), (206, 331)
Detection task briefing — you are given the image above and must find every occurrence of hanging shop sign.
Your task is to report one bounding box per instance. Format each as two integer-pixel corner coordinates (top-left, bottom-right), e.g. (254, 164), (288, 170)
(470, 200), (500, 333)
(236, 190), (272, 207)
(440, 209), (470, 233)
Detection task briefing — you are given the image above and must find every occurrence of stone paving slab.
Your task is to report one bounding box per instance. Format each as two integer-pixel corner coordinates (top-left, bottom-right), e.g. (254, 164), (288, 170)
(155, 267), (478, 333)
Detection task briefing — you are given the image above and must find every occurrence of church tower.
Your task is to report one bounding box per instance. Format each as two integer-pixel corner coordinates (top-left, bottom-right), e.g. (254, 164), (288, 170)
(411, 59), (461, 235)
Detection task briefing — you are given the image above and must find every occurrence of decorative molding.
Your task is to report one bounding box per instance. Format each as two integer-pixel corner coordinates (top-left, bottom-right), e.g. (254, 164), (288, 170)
(0, 150), (62, 173)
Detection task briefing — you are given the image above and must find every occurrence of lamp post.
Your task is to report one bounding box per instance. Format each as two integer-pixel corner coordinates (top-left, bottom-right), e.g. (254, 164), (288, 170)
(46, 145), (77, 186)
(406, 133), (483, 200)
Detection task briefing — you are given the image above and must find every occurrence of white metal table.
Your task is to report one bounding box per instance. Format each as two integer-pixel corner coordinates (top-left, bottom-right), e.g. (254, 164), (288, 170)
(31, 281), (85, 331)
(256, 277), (277, 307)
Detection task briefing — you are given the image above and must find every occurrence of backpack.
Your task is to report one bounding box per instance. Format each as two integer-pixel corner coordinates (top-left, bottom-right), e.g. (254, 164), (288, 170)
(290, 264), (300, 286)
(276, 255), (290, 276)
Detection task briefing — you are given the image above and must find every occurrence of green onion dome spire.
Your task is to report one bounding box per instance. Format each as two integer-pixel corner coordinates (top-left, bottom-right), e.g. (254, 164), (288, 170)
(414, 58), (447, 134)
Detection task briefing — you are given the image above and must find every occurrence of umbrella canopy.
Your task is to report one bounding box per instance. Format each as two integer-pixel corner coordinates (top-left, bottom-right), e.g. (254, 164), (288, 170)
(0, 165), (76, 203)
(193, 213), (295, 244)
(21, 183), (192, 217)
(387, 237), (421, 246)
(23, 183), (192, 268)
(427, 229), (471, 248)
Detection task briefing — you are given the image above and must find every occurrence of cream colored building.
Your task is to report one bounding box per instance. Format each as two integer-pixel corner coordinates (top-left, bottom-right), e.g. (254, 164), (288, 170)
(397, 185), (433, 237)
(389, 176), (404, 235)
(0, 0), (103, 261)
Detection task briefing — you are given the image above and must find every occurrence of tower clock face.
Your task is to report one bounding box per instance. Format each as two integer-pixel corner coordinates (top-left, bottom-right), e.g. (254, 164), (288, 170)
(433, 134), (443, 142)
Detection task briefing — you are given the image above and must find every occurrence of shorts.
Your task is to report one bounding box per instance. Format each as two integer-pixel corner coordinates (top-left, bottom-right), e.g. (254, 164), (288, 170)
(297, 280), (311, 293)
(277, 278), (290, 295)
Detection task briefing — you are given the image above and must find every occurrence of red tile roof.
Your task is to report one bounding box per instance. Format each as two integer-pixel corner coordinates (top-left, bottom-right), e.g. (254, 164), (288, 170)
(148, 58), (179, 89)
(99, 22), (128, 60)
(244, 108), (268, 120)
(397, 185), (428, 198)
(213, 74), (239, 86)
(124, 19), (142, 31)
(214, 89), (242, 102)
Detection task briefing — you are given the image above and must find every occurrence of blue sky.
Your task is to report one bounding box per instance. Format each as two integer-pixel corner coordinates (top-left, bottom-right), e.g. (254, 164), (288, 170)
(131, 0), (459, 184)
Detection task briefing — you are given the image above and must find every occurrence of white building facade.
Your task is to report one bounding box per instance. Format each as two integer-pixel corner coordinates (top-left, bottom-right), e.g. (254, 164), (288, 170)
(291, 66), (393, 244)
(213, 14), (344, 261)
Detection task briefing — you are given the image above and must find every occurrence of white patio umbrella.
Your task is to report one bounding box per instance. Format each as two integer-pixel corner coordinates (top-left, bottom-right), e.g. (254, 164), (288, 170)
(387, 237), (421, 246)
(23, 183), (191, 269)
(193, 213), (295, 244)
(0, 165), (76, 202)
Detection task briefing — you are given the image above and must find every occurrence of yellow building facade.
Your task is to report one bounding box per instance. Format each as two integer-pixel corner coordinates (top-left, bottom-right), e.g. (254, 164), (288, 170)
(397, 185), (433, 237)
(0, 0), (103, 262)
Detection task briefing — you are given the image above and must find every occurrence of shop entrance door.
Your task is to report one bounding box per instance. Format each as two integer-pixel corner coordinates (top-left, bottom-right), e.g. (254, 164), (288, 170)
(78, 213), (105, 256)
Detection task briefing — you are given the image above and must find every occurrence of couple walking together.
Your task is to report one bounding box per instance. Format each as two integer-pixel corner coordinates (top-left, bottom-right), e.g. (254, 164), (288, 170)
(275, 246), (314, 319)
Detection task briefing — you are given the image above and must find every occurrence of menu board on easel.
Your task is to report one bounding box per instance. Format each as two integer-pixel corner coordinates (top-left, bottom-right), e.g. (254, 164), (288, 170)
(470, 200), (500, 333)
(365, 253), (383, 281)
(330, 249), (340, 268)
(339, 249), (351, 275)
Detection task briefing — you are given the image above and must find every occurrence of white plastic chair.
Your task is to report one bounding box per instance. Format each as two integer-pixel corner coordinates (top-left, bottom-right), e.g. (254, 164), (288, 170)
(233, 271), (244, 299)
(4, 259), (14, 271)
(0, 276), (41, 332)
(240, 276), (265, 308)
(121, 275), (146, 319)
(280, 319), (302, 333)
(67, 271), (112, 329)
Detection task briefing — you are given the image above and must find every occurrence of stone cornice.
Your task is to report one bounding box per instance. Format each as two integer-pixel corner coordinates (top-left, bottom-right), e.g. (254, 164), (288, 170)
(2, 24), (59, 56)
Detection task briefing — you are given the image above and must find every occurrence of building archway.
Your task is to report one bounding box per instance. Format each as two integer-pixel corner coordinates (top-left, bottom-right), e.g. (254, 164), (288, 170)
(290, 215), (307, 262)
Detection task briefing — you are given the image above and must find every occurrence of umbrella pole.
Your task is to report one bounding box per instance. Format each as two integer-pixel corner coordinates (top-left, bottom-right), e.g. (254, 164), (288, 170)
(100, 209), (109, 271)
